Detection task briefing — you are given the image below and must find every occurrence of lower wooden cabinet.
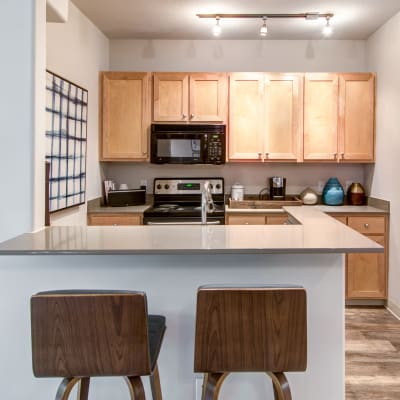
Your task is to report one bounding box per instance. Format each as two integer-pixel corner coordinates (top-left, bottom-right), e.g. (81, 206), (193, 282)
(87, 213), (142, 226)
(226, 213), (288, 225)
(330, 213), (388, 300)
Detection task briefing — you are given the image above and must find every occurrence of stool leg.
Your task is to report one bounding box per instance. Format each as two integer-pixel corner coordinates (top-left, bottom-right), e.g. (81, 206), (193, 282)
(266, 372), (292, 400)
(150, 363), (162, 400)
(125, 376), (146, 400)
(77, 377), (90, 400)
(202, 372), (228, 400)
(55, 377), (80, 400)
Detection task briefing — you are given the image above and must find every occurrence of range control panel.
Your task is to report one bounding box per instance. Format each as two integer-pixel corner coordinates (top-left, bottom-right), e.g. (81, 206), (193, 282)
(153, 178), (224, 195)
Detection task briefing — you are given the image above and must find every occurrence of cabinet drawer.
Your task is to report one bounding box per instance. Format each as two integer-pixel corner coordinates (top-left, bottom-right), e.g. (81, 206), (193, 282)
(88, 214), (142, 226)
(226, 215), (266, 225)
(347, 216), (385, 234)
(266, 215), (288, 225)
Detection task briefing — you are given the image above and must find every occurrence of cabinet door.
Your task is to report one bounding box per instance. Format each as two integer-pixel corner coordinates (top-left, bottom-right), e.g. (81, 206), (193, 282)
(101, 72), (150, 160)
(264, 74), (303, 161)
(226, 214), (266, 225)
(347, 235), (386, 299)
(189, 73), (227, 122)
(304, 73), (339, 161)
(228, 73), (264, 161)
(338, 73), (375, 162)
(153, 73), (188, 121)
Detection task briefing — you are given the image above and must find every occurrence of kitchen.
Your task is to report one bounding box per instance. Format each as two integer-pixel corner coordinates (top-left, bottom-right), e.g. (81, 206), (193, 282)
(1, 0), (400, 399)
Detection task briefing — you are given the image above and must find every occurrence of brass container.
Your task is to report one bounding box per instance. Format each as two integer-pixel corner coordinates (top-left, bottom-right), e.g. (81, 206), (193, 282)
(347, 183), (366, 205)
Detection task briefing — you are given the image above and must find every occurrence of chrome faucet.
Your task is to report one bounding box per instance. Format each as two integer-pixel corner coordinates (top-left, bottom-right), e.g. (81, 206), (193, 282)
(201, 181), (215, 225)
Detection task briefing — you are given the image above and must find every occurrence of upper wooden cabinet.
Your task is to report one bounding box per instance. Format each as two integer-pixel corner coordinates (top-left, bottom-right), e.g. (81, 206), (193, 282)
(304, 73), (375, 162)
(153, 73), (228, 122)
(228, 73), (303, 162)
(100, 72), (151, 161)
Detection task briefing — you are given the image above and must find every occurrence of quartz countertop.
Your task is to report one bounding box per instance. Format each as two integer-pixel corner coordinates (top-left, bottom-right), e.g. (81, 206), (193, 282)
(0, 206), (382, 255)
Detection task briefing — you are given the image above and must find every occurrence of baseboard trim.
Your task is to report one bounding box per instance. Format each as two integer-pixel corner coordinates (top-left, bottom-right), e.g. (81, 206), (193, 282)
(386, 300), (400, 320)
(346, 299), (385, 306)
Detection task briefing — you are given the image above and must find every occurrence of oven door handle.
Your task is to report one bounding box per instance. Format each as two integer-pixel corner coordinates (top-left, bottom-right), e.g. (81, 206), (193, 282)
(146, 220), (222, 225)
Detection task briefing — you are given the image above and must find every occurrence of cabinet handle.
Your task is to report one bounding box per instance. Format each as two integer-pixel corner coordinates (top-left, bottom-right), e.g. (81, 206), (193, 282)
(182, 114), (187, 119)
(190, 113), (195, 119)
(364, 223), (369, 228)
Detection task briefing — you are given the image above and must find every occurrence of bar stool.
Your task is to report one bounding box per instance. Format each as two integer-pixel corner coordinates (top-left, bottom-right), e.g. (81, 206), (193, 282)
(194, 285), (307, 400)
(30, 290), (166, 400)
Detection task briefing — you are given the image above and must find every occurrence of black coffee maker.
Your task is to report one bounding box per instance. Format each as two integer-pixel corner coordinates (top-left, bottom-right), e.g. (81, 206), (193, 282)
(269, 177), (286, 200)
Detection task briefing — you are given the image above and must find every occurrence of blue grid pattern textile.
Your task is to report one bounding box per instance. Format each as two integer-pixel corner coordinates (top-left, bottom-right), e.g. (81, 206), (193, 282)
(46, 71), (88, 212)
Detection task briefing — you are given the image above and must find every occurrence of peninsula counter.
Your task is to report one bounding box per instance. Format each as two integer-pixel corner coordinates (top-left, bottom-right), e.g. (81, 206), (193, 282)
(0, 207), (382, 400)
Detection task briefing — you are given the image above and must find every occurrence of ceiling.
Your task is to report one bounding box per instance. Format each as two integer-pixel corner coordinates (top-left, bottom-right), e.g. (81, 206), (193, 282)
(70, 0), (400, 40)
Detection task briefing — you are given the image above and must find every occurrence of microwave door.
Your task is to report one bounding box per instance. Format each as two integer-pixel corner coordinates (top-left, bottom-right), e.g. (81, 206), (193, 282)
(157, 137), (203, 163)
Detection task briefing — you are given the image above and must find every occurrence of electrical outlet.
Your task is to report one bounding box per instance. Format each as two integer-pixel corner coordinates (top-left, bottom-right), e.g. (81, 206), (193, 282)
(317, 181), (324, 193)
(140, 179), (147, 188)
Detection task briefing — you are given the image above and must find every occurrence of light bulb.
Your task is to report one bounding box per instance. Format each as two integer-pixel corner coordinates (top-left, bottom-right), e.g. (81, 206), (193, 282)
(260, 17), (268, 37)
(323, 17), (333, 36)
(212, 17), (222, 37)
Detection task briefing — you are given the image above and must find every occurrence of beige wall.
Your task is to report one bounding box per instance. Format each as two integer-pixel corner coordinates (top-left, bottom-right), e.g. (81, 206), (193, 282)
(106, 38), (368, 195)
(46, 2), (109, 225)
(366, 11), (400, 312)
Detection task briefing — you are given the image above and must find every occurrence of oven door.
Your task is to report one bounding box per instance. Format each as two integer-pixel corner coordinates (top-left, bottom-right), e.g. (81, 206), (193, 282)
(150, 132), (205, 164)
(143, 216), (224, 225)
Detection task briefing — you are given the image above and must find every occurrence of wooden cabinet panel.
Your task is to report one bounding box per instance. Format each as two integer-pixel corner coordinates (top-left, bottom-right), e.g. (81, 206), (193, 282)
(87, 214), (142, 226)
(338, 73), (375, 162)
(153, 72), (227, 122)
(347, 235), (386, 299)
(264, 74), (303, 161)
(101, 72), (150, 161)
(189, 73), (227, 122)
(228, 73), (264, 160)
(226, 215), (266, 225)
(331, 215), (347, 224)
(303, 73), (338, 161)
(153, 73), (188, 121)
(348, 216), (385, 234)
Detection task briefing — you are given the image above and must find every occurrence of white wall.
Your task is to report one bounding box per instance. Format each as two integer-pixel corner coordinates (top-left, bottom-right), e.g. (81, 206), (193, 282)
(110, 39), (367, 72)
(106, 39), (368, 195)
(366, 11), (400, 311)
(0, 0), (36, 242)
(46, 1), (109, 225)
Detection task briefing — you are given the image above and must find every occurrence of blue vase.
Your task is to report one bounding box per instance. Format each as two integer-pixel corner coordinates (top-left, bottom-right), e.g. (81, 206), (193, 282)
(322, 177), (344, 206)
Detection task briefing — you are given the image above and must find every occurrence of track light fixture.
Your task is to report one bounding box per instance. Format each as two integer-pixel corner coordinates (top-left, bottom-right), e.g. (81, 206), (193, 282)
(197, 12), (335, 37)
(212, 16), (222, 37)
(259, 16), (268, 37)
(323, 16), (333, 36)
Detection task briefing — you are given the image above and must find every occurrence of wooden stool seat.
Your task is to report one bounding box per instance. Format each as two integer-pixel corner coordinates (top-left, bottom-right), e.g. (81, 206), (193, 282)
(31, 290), (166, 400)
(194, 285), (307, 400)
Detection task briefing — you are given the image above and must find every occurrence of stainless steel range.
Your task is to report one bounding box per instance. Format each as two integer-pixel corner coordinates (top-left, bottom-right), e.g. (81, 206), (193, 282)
(143, 178), (225, 225)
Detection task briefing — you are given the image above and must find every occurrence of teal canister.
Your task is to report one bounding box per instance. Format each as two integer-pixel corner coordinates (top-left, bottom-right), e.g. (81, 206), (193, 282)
(322, 177), (344, 206)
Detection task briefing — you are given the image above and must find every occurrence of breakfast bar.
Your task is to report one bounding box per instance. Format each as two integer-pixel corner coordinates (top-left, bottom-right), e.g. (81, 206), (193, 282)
(0, 207), (382, 400)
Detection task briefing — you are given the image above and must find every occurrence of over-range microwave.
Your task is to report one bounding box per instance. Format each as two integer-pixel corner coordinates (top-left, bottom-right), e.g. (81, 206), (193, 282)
(150, 124), (226, 164)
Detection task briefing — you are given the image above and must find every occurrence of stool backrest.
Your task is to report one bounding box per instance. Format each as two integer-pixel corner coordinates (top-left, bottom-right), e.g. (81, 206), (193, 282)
(194, 286), (307, 373)
(31, 292), (151, 377)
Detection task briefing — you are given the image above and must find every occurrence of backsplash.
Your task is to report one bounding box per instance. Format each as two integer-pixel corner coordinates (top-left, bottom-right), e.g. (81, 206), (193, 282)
(101, 162), (366, 196)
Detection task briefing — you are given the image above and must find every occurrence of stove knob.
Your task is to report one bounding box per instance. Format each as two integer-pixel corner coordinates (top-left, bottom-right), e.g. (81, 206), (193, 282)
(156, 184), (162, 190)
(216, 184), (221, 190)
(209, 184), (213, 189)
(164, 184), (170, 190)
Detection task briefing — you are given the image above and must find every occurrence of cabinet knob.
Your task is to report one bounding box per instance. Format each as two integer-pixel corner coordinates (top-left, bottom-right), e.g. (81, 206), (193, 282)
(257, 152), (262, 159)
(334, 153), (338, 160)
(265, 152), (269, 159)
(182, 114), (187, 119)
(364, 223), (369, 228)
(340, 152), (344, 160)
(142, 151), (147, 155)
(190, 114), (195, 119)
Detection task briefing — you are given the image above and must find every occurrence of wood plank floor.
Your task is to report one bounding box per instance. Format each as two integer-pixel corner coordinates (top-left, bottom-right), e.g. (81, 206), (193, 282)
(346, 306), (400, 399)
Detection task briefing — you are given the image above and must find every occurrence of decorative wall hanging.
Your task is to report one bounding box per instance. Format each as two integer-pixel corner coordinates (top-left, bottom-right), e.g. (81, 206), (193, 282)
(45, 70), (88, 212)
